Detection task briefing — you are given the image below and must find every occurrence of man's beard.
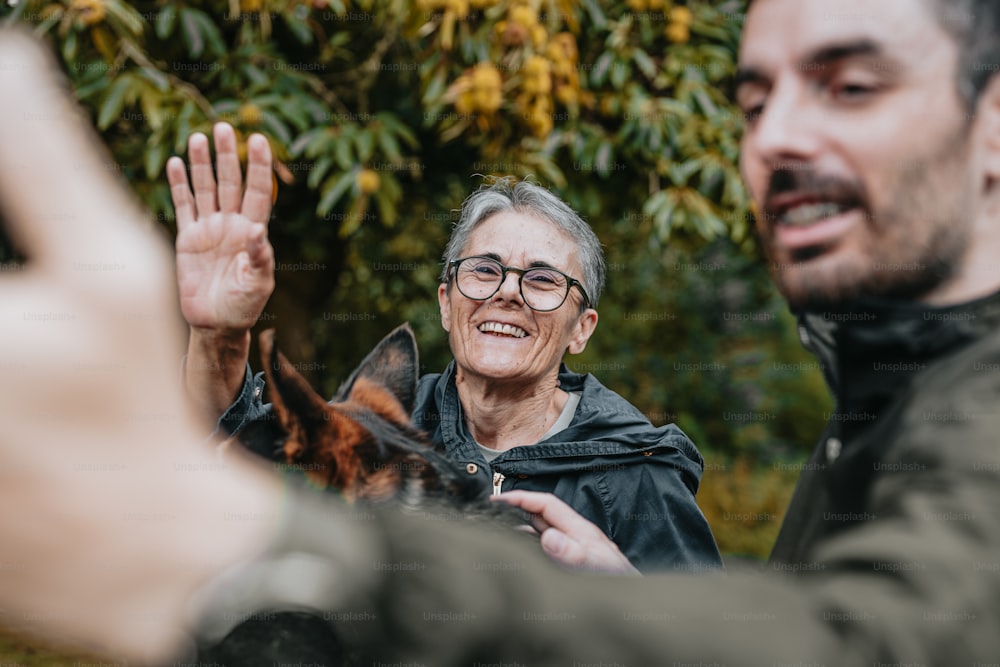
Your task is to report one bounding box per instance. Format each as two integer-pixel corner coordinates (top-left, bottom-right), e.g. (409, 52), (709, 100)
(759, 139), (973, 312)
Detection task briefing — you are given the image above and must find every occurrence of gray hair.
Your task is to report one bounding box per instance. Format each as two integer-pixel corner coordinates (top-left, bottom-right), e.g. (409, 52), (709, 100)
(440, 178), (606, 308)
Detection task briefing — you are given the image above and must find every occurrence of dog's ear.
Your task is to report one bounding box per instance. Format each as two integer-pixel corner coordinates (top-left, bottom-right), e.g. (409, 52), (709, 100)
(259, 329), (339, 460)
(335, 323), (419, 414)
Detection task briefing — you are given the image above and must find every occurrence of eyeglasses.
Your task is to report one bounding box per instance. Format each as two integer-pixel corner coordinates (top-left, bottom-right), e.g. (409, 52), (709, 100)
(447, 255), (592, 312)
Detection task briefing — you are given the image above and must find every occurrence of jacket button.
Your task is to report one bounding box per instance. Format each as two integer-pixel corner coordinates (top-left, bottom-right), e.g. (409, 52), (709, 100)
(518, 474), (528, 479)
(466, 463), (478, 474)
(643, 451), (653, 457)
(826, 437), (842, 463)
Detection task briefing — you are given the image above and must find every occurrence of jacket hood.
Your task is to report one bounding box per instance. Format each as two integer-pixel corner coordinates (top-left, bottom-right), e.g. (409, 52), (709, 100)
(798, 289), (1000, 401)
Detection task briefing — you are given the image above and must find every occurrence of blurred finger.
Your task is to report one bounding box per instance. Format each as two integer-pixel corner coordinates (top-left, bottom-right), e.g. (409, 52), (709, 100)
(0, 29), (148, 270)
(242, 134), (273, 225)
(188, 132), (218, 217)
(214, 123), (242, 214)
(167, 156), (196, 232)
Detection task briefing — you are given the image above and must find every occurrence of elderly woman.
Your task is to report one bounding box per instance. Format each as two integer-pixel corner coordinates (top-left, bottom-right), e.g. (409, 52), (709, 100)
(169, 123), (721, 573)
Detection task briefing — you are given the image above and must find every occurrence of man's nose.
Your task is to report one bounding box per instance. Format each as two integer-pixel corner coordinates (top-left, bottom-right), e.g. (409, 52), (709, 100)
(746, 79), (823, 169)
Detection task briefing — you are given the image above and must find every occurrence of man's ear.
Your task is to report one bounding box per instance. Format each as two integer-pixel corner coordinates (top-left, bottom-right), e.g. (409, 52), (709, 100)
(438, 283), (452, 333)
(567, 309), (598, 355)
(978, 75), (1000, 186)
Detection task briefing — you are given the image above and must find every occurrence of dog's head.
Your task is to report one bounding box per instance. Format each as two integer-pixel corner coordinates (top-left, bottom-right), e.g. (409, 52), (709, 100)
(249, 324), (481, 505)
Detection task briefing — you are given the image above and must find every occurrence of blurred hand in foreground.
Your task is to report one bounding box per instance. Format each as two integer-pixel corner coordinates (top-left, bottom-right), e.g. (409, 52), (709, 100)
(0, 29), (281, 663)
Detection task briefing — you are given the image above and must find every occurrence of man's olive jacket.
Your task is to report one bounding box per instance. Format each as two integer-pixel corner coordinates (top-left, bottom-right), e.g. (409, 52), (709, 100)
(313, 291), (1000, 665)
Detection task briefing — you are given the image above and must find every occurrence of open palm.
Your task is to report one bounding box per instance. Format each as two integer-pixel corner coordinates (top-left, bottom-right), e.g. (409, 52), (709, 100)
(168, 123), (275, 331)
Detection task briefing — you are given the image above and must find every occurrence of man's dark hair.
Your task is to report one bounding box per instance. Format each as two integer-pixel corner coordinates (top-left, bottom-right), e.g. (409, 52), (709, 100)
(927, 0), (1000, 110)
(741, 0), (1000, 111)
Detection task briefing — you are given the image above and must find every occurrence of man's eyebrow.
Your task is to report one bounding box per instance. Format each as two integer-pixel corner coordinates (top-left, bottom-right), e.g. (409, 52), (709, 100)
(734, 39), (886, 92)
(733, 66), (768, 92)
(802, 39), (884, 69)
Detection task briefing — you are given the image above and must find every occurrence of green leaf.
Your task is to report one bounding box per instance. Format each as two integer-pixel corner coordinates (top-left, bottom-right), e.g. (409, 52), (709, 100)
(595, 141), (613, 178)
(97, 75), (133, 130)
(373, 188), (396, 227)
(191, 9), (226, 58)
(580, 0), (607, 30)
(334, 137), (353, 170)
(609, 58), (629, 89)
(261, 113), (293, 145)
(155, 4), (176, 39)
(422, 68), (447, 106)
(377, 131), (402, 161)
(355, 131), (375, 162)
(145, 139), (168, 179)
(104, 0), (144, 36)
(179, 8), (205, 58)
(289, 127), (326, 157)
(308, 155), (335, 190)
(282, 10), (314, 45)
(591, 52), (613, 87)
(317, 170), (355, 217)
(140, 66), (170, 92)
(244, 64), (270, 88)
(212, 99), (240, 115)
(62, 29), (78, 62)
(632, 48), (657, 79)
(175, 101), (197, 152)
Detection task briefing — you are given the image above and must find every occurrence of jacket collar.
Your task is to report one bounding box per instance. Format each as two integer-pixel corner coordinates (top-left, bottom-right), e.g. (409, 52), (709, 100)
(798, 289), (1000, 420)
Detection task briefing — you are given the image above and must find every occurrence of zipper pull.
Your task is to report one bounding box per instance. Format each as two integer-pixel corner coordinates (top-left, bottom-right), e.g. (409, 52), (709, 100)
(492, 471), (505, 496)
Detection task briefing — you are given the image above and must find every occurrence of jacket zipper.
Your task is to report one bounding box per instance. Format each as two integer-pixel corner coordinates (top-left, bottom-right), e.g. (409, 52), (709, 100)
(492, 471), (505, 496)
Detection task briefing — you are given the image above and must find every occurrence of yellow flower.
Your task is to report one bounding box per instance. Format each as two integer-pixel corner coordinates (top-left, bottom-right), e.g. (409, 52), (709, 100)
(665, 21), (690, 44)
(71, 0), (106, 26)
(669, 6), (693, 26)
(356, 169), (381, 194)
(555, 84), (578, 106)
(455, 89), (476, 115)
(444, 0), (470, 19)
(238, 103), (263, 127)
(626, 0), (647, 11)
(531, 24), (547, 49)
(509, 4), (538, 28)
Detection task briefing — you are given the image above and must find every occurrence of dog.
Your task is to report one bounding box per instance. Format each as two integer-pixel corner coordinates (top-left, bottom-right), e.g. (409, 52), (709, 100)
(199, 324), (523, 667)
(233, 323), (492, 509)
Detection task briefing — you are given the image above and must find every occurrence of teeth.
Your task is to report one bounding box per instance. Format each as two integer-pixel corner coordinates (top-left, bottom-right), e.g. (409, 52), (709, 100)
(478, 321), (527, 338)
(780, 202), (843, 227)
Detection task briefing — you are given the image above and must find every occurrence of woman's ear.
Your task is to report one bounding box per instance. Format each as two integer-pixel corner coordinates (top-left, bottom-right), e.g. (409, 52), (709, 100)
(437, 282), (452, 333)
(567, 309), (598, 355)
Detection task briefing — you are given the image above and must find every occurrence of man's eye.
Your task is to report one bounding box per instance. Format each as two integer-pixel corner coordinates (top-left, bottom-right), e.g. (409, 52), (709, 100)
(740, 104), (764, 125)
(828, 80), (878, 102)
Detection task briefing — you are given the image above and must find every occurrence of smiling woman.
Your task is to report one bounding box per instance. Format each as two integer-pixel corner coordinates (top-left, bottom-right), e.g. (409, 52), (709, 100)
(412, 180), (721, 571)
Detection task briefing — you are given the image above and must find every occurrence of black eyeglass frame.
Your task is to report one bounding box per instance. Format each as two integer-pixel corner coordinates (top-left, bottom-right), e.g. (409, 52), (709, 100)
(447, 255), (593, 312)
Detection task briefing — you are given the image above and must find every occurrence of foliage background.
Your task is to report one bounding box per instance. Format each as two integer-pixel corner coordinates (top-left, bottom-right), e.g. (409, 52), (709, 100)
(0, 0), (838, 659)
(2, 0), (831, 580)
